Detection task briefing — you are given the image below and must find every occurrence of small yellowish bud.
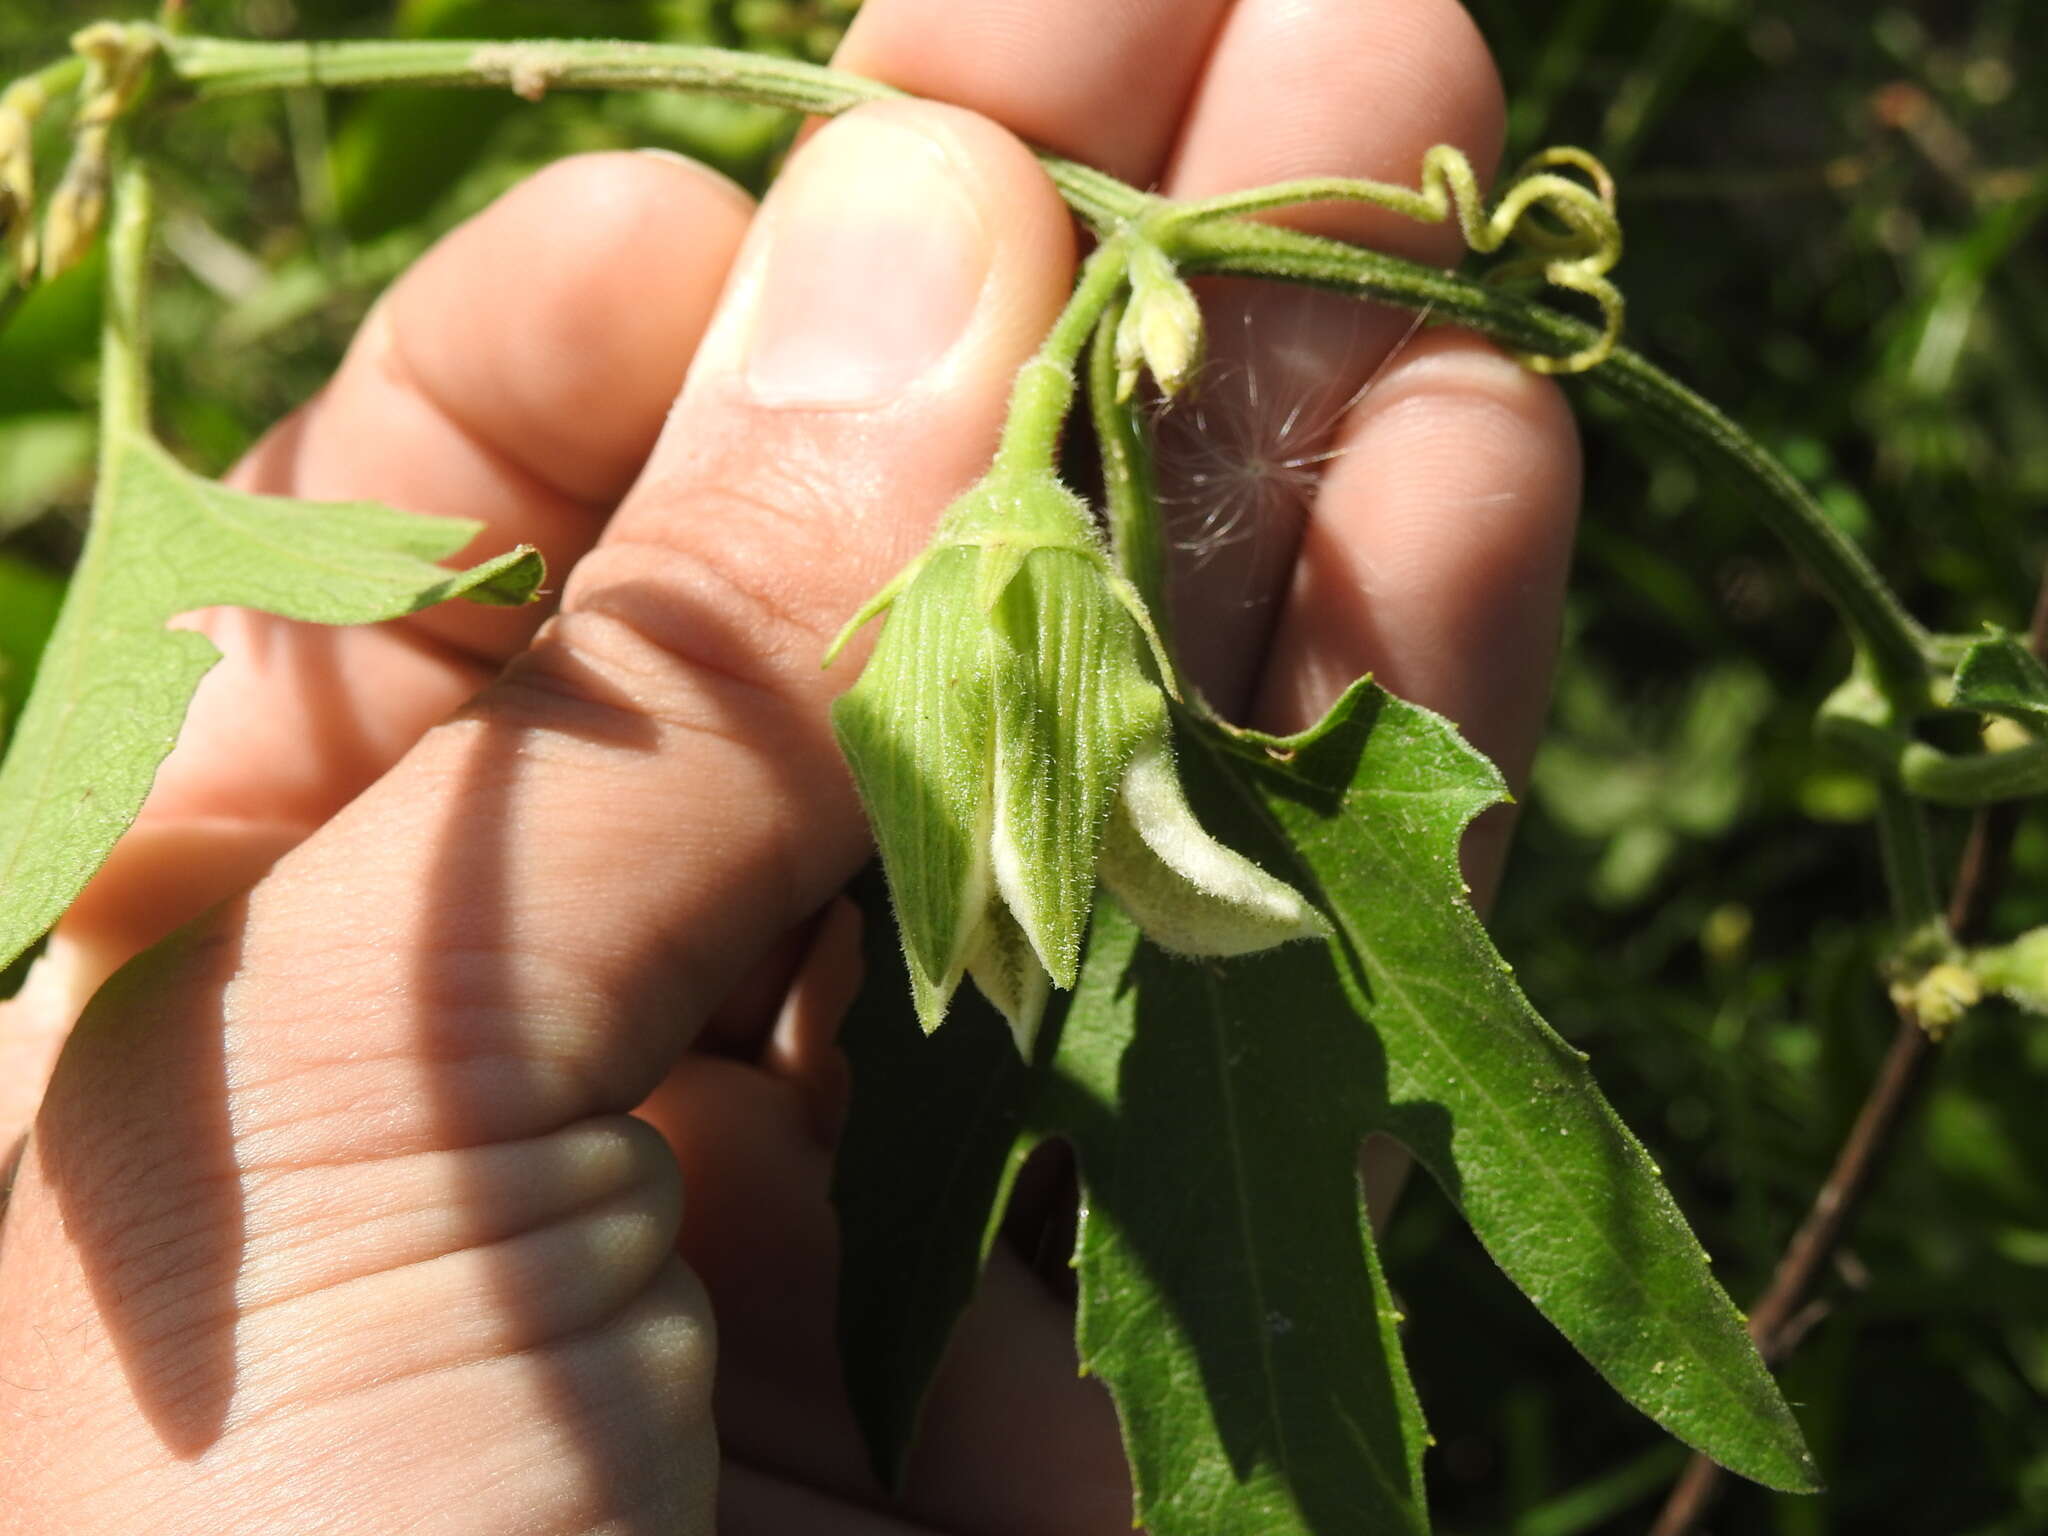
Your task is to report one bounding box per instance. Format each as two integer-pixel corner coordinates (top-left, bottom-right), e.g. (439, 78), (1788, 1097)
(1889, 961), (1980, 1038)
(40, 137), (108, 282)
(1113, 242), (1205, 401)
(71, 23), (157, 120)
(34, 22), (157, 283)
(1982, 714), (2032, 754)
(0, 80), (48, 284)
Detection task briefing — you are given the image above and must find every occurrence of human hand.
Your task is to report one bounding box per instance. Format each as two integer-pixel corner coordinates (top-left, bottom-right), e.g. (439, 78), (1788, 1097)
(0, 2), (1577, 1530)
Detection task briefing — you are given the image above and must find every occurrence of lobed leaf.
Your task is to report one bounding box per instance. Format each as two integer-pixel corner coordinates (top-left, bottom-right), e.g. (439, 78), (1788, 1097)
(1953, 630), (2048, 729)
(1183, 681), (1820, 1496)
(0, 428), (542, 975)
(831, 686), (1818, 1530)
(1046, 902), (1430, 1536)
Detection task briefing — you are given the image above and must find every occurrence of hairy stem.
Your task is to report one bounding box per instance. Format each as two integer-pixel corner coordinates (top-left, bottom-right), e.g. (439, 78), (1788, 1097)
(1089, 293), (1169, 630)
(1899, 738), (2048, 804)
(13, 29), (1912, 703)
(157, 32), (1145, 232)
(98, 152), (153, 443)
(993, 239), (1129, 474)
(1818, 714), (2048, 807)
(1166, 214), (1935, 707)
(1875, 782), (1942, 938)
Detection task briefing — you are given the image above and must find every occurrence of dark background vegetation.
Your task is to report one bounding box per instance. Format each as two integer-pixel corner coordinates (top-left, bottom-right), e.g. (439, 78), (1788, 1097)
(1, 2), (2043, 1531)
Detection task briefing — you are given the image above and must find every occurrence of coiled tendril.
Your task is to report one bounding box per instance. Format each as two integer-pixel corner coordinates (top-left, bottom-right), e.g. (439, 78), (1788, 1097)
(1161, 143), (1624, 375)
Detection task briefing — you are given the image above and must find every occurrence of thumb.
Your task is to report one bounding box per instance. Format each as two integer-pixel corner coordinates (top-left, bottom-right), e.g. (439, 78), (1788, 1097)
(255, 94), (1078, 1144)
(0, 99), (1074, 1533)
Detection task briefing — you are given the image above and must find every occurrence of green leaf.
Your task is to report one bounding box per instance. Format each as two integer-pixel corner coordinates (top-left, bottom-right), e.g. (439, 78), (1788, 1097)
(0, 429), (543, 975)
(1176, 682), (1819, 1496)
(831, 679), (1815, 1527)
(1953, 631), (2048, 728)
(1043, 902), (1431, 1536)
(830, 867), (1034, 1488)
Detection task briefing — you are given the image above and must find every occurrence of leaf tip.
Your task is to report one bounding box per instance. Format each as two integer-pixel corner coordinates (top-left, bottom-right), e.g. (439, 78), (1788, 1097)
(459, 544), (547, 607)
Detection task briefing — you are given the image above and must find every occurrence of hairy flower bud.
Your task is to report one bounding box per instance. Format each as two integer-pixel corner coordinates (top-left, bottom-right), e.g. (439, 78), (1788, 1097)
(831, 468), (1325, 1052)
(0, 79), (46, 283)
(1113, 241), (1205, 401)
(39, 148), (107, 281)
(40, 22), (157, 282)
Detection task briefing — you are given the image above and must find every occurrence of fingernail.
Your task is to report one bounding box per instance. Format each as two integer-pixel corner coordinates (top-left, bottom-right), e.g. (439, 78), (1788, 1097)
(633, 146), (754, 211)
(744, 112), (991, 409)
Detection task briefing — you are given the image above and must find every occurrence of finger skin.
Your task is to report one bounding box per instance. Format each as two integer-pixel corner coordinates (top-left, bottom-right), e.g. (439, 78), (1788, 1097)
(640, 1054), (1134, 1535)
(1155, 0), (1508, 711)
(834, 0), (1233, 182)
(1252, 327), (1581, 907)
(0, 153), (753, 1150)
(0, 7), (1573, 1533)
(0, 100), (1074, 1535)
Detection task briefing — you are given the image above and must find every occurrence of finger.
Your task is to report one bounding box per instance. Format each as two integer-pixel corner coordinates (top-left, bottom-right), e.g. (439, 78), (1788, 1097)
(7, 153), (752, 1003)
(684, 0), (1241, 1061)
(639, 1054), (1132, 1532)
(1252, 327), (1581, 907)
(249, 148), (755, 662)
(2, 100), (1073, 1530)
(1249, 327), (1578, 1239)
(1155, 0), (1508, 709)
(833, 0), (1233, 183)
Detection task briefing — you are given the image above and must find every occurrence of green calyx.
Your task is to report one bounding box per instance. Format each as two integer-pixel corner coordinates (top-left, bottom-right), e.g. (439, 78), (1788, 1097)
(829, 469), (1325, 1052)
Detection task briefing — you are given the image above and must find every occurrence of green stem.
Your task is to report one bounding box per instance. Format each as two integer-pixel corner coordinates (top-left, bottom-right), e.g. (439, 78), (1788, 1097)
(1165, 216), (1936, 709)
(1874, 784), (1942, 937)
(994, 239), (1129, 474)
(120, 32), (1934, 703)
(157, 32), (1146, 233)
(1089, 291), (1168, 629)
(5, 53), (87, 114)
(1900, 739), (2048, 806)
(98, 152), (153, 443)
(1820, 694), (2048, 808)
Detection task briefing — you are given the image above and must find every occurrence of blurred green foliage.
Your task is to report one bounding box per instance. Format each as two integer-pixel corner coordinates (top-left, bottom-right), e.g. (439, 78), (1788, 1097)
(0, 1), (2042, 1531)
(1418, 4), (2048, 1532)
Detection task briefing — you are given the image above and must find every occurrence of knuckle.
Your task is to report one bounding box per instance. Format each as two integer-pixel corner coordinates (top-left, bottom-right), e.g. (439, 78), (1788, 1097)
(531, 457), (894, 714)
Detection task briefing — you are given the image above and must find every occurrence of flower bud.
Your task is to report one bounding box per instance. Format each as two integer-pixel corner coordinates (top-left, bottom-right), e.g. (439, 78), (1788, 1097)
(40, 22), (157, 282)
(0, 79), (47, 283)
(39, 143), (107, 282)
(1899, 961), (1979, 1037)
(1098, 732), (1329, 956)
(1113, 241), (1205, 401)
(831, 468), (1324, 1052)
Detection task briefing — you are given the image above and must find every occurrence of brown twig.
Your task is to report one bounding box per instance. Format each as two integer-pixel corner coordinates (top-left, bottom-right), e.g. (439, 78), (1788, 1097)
(1648, 575), (2048, 1535)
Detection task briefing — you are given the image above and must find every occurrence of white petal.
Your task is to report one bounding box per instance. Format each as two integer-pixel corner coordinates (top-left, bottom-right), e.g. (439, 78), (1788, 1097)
(988, 791), (1042, 981)
(1098, 734), (1330, 956)
(965, 903), (1052, 1057)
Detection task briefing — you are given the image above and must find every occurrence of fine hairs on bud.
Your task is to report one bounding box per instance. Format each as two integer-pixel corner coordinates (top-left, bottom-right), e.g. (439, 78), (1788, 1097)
(1150, 283), (1431, 574)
